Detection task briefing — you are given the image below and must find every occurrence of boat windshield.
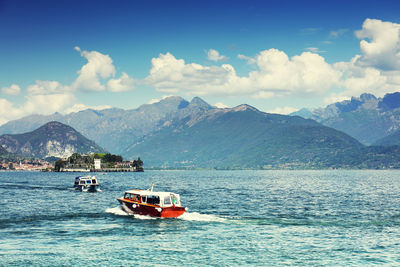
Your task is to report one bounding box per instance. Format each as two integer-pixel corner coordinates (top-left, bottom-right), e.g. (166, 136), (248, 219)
(146, 195), (160, 205)
(171, 194), (180, 205)
(164, 196), (171, 205)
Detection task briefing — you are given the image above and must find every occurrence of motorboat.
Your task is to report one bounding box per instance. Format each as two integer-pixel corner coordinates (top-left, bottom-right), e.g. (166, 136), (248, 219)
(74, 175), (100, 192)
(117, 183), (186, 218)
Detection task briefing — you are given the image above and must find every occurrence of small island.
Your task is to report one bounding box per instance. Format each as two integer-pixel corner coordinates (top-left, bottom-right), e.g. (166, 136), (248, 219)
(55, 153), (143, 172)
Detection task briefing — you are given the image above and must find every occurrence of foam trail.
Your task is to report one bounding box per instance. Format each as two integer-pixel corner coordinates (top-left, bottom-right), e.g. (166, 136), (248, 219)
(105, 206), (129, 216)
(178, 212), (226, 222)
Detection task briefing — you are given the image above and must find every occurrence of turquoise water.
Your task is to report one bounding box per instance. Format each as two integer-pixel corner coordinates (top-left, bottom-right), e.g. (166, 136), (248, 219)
(1, 170), (400, 266)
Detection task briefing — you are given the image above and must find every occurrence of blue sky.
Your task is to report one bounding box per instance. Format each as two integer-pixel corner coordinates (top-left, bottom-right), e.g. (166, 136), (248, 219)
(0, 0), (400, 124)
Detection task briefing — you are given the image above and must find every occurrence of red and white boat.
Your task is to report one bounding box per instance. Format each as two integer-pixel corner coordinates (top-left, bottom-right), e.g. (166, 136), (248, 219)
(117, 183), (186, 218)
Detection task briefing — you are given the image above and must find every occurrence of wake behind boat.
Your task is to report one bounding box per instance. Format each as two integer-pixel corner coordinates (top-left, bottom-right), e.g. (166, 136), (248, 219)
(74, 175), (100, 192)
(117, 183), (186, 218)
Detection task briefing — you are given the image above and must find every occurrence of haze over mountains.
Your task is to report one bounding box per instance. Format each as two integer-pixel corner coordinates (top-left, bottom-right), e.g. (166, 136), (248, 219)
(1, 93), (400, 168)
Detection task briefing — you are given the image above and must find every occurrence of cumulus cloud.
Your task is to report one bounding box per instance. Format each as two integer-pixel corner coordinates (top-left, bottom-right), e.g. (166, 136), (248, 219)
(1, 84), (21, 95)
(72, 47), (116, 91)
(64, 103), (112, 114)
(248, 49), (341, 94)
(146, 49), (341, 97)
(0, 93), (77, 126)
(207, 49), (228, 62)
(214, 102), (228, 108)
(251, 91), (275, 99)
(354, 18), (400, 70)
(27, 80), (69, 95)
(268, 106), (299, 115)
(147, 98), (160, 104)
(146, 52), (244, 95)
(107, 72), (135, 92)
(331, 19), (400, 100)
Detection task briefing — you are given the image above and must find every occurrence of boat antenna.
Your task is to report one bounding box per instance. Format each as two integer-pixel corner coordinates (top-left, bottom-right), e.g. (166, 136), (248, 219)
(149, 182), (154, 192)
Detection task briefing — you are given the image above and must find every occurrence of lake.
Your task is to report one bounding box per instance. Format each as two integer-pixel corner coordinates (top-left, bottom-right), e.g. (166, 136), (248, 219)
(1, 170), (400, 266)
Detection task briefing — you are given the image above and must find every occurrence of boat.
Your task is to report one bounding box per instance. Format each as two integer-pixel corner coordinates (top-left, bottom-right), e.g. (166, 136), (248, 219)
(117, 183), (186, 218)
(74, 175), (100, 192)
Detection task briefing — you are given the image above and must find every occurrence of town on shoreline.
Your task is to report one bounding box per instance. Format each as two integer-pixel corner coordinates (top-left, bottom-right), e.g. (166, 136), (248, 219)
(0, 153), (143, 172)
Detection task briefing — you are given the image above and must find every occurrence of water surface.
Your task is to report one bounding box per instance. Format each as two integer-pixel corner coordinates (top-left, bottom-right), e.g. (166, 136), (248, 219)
(1, 170), (400, 266)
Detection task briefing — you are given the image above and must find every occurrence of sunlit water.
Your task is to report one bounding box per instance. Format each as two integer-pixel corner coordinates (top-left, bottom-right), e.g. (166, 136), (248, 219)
(1, 170), (400, 266)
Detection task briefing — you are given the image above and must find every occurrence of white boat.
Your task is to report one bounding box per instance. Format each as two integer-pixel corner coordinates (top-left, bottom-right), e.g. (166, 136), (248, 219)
(74, 175), (100, 192)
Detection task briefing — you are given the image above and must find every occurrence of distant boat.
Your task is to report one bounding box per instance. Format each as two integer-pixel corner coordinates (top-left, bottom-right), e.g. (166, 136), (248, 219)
(74, 175), (100, 192)
(117, 183), (186, 218)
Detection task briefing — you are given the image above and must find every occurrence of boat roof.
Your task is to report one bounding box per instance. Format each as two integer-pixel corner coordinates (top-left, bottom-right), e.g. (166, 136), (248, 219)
(125, 189), (179, 197)
(76, 176), (95, 179)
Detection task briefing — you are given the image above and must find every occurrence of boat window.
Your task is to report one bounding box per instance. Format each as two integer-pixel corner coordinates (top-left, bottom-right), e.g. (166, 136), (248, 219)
(141, 196), (147, 203)
(92, 179), (97, 184)
(147, 195), (160, 205)
(124, 193), (129, 199)
(86, 180), (91, 184)
(79, 180), (85, 185)
(171, 194), (180, 205)
(133, 194), (141, 202)
(164, 196), (171, 205)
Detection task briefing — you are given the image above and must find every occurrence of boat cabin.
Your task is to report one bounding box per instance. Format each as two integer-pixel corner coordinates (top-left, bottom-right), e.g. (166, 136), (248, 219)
(74, 176), (99, 186)
(123, 190), (181, 208)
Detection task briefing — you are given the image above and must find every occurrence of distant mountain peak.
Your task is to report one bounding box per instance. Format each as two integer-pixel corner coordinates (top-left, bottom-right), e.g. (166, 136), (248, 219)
(232, 104), (259, 112)
(190, 97), (212, 108)
(378, 92), (400, 111)
(0, 121), (105, 159)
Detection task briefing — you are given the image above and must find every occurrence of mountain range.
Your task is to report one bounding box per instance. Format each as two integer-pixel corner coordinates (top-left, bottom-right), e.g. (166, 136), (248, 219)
(291, 92), (400, 145)
(0, 121), (106, 159)
(1, 94), (400, 168)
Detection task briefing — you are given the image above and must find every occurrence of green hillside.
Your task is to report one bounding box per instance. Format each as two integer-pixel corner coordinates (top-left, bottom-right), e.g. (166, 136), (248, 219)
(125, 105), (385, 169)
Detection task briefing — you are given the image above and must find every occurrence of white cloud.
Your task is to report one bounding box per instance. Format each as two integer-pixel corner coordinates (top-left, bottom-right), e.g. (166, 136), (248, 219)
(248, 49), (341, 94)
(27, 80), (69, 95)
(23, 93), (76, 115)
(323, 93), (351, 105)
(354, 18), (400, 70)
(72, 47), (116, 91)
(1, 84), (21, 95)
(305, 47), (325, 53)
(237, 54), (256, 64)
(147, 98), (160, 104)
(251, 91), (275, 99)
(107, 72), (135, 92)
(268, 106), (299, 115)
(331, 19), (400, 100)
(64, 103), (112, 114)
(214, 102), (228, 108)
(207, 49), (228, 62)
(146, 49), (341, 97)
(0, 93), (77, 126)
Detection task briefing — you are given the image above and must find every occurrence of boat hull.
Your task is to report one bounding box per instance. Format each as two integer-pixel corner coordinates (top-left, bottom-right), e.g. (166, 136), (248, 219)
(117, 198), (185, 218)
(74, 184), (99, 192)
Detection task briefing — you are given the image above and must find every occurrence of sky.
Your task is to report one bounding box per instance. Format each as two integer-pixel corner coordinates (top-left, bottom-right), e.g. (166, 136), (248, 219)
(0, 0), (400, 125)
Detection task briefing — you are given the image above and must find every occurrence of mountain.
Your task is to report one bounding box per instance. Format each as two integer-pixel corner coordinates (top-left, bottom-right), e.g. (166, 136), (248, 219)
(290, 108), (312, 119)
(0, 96), (213, 154)
(373, 130), (400, 146)
(298, 92), (400, 145)
(0, 121), (106, 158)
(123, 104), (394, 169)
